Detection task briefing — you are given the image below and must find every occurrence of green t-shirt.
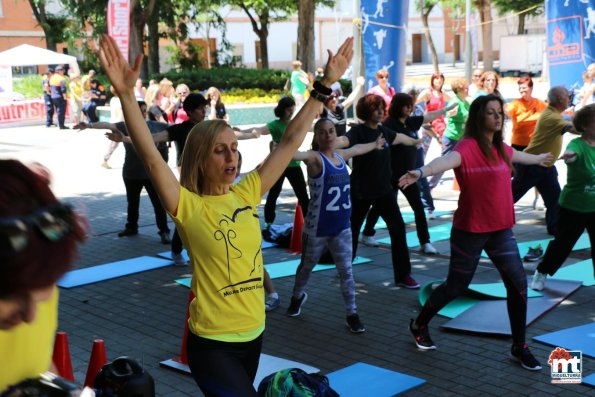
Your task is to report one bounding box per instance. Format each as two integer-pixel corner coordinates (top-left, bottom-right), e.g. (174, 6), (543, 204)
(290, 70), (307, 96)
(559, 137), (595, 212)
(267, 119), (301, 167)
(443, 95), (470, 141)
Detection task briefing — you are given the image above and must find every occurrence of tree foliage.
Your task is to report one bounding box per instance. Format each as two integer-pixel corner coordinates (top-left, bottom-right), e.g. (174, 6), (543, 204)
(492, 0), (544, 34)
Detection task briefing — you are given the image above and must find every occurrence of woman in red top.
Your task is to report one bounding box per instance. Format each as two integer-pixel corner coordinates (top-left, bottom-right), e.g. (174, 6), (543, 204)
(399, 95), (552, 371)
(416, 72), (451, 159)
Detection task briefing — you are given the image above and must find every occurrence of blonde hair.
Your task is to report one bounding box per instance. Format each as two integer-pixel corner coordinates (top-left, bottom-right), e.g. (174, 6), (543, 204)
(450, 78), (469, 94)
(159, 78), (173, 96)
(206, 86), (223, 107)
(180, 120), (231, 194)
(144, 84), (160, 107)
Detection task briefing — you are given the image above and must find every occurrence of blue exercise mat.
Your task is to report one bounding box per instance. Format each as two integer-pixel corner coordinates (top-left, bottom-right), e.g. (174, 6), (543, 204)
(551, 259), (595, 286)
(481, 232), (591, 259)
(265, 256), (372, 279)
(584, 373), (595, 387)
(378, 222), (452, 248)
(158, 240), (277, 262)
(326, 362), (426, 396)
(58, 256), (173, 288)
(533, 322), (595, 359)
(363, 211), (452, 231)
(174, 256), (374, 287)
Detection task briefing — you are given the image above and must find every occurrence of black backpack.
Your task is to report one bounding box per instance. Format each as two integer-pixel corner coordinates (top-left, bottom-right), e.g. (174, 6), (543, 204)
(93, 357), (154, 397)
(257, 368), (339, 397)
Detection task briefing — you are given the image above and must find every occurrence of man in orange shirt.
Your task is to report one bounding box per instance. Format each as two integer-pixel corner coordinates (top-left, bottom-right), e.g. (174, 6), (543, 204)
(505, 76), (548, 151)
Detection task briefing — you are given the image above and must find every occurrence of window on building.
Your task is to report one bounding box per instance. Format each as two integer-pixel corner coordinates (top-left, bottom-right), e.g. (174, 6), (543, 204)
(0, 1), (4, 17)
(231, 43), (244, 65)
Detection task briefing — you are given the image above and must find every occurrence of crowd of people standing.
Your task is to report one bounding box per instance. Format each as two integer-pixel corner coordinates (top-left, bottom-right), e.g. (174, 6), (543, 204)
(5, 39), (593, 396)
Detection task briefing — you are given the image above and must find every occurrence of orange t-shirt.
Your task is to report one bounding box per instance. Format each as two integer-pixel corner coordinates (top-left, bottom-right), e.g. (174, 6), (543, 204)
(507, 97), (547, 147)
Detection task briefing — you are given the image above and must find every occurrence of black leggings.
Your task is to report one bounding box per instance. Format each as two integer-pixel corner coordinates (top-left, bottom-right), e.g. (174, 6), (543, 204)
(416, 228), (528, 344)
(351, 193), (411, 282)
(187, 331), (262, 397)
(264, 166), (309, 224)
(363, 183), (431, 245)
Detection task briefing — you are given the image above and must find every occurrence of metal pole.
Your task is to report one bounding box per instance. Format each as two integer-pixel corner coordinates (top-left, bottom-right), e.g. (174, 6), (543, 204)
(464, 0), (472, 81)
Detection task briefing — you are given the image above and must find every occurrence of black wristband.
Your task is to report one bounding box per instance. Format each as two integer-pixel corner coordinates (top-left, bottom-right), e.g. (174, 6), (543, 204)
(313, 80), (332, 96)
(310, 89), (329, 103)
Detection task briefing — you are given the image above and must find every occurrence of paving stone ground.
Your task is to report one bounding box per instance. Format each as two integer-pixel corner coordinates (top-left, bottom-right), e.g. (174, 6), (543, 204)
(1, 89), (593, 396)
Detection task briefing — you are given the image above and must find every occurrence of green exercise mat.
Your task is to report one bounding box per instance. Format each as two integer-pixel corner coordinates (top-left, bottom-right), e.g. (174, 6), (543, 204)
(551, 259), (595, 286)
(418, 279), (542, 319)
(481, 232), (591, 259)
(378, 222), (452, 248)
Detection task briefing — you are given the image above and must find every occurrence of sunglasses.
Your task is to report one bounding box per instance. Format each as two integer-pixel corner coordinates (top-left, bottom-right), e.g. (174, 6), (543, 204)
(0, 203), (74, 256)
(379, 76), (389, 80)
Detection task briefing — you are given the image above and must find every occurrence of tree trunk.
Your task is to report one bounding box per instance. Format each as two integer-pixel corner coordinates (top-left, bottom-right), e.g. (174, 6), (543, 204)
(147, 13), (160, 76)
(477, 0), (493, 70)
(422, 7), (439, 72)
(258, 29), (269, 70)
(28, 0), (57, 51)
(297, 0), (315, 72)
(517, 13), (526, 35)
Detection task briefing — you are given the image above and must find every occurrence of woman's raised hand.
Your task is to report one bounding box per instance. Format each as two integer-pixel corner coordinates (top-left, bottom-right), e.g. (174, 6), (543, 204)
(97, 34), (143, 97)
(321, 37), (354, 86)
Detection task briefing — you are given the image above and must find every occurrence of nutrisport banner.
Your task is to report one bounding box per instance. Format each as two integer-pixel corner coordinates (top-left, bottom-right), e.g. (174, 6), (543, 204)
(546, 0), (595, 90)
(360, 1), (409, 93)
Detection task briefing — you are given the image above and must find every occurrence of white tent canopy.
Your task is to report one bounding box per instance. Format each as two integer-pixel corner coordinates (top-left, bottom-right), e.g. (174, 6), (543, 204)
(0, 44), (80, 75)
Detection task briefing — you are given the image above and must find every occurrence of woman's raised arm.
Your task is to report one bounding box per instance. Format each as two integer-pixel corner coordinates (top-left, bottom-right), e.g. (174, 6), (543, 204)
(98, 35), (179, 213)
(257, 38), (354, 195)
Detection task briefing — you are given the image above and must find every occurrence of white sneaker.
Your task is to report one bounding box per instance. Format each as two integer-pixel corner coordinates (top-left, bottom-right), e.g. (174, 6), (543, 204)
(531, 270), (547, 291)
(421, 242), (438, 255)
(359, 235), (379, 247)
(172, 252), (188, 266)
(427, 210), (436, 220)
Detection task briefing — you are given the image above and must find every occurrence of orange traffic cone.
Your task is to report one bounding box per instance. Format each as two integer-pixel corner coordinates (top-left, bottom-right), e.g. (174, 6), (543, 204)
(173, 291), (195, 365)
(52, 331), (74, 381)
(84, 339), (107, 387)
(452, 176), (460, 191)
(289, 204), (304, 253)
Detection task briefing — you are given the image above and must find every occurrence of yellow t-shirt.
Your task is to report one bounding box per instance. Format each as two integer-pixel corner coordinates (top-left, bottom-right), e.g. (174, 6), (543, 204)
(507, 97), (547, 147)
(171, 171), (265, 341)
(0, 286), (58, 392)
(525, 106), (569, 167)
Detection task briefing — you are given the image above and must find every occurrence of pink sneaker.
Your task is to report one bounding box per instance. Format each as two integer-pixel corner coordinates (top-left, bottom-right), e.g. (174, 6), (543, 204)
(397, 275), (420, 289)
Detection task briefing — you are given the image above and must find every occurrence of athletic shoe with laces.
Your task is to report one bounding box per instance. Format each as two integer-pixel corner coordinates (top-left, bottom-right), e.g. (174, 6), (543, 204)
(359, 234), (379, 247)
(523, 244), (544, 262)
(409, 319), (436, 350)
(265, 295), (280, 311)
(172, 252), (188, 266)
(530, 270), (547, 291)
(427, 209), (436, 220)
(286, 292), (308, 317)
(396, 275), (420, 289)
(421, 242), (438, 255)
(510, 343), (542, 371)
(346, 313), (366, 333)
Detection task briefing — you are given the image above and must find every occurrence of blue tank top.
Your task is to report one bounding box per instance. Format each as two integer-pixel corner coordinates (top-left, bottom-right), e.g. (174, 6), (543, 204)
(304, 152), (351, 237)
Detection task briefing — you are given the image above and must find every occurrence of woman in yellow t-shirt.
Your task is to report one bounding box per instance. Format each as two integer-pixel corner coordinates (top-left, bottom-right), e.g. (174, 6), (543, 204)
(0, 160), (86, 393)
(97, 34), (354, 396)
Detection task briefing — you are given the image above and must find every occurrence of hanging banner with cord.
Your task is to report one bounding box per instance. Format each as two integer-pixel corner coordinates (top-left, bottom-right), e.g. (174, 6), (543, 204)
(546, 0), (595, 92)
(360, 1), (409, 93)
(107, 0), (130, 62)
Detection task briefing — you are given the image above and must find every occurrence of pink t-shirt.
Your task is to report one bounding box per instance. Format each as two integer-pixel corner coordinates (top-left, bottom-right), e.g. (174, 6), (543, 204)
(368, 85), (395, 111)
(453, 137), (515, 233)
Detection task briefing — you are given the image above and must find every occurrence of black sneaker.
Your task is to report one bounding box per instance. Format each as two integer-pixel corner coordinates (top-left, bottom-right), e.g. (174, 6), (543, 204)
(523, 244), (544, 262)
(286, 292), (307, 317)
(118, 228), (138, 237)
(346, 313), (366, 333)
(510, 344), (542, 371)
(409, 319), (436, 350)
